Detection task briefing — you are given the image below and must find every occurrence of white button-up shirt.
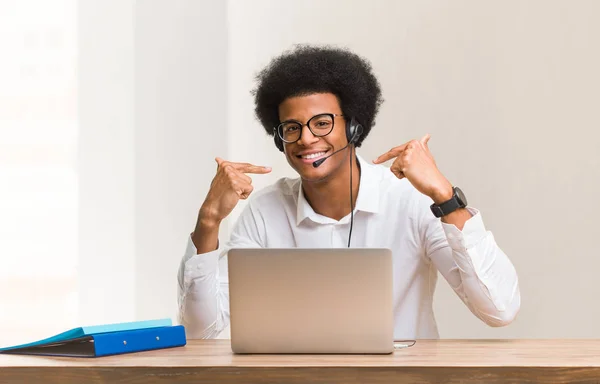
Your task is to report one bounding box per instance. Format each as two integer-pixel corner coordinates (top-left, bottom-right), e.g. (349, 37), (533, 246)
(177, 154), (521, 339)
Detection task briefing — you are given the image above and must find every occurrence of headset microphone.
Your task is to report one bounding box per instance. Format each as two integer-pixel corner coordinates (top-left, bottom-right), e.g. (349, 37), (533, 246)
(312, 143), (351, 168)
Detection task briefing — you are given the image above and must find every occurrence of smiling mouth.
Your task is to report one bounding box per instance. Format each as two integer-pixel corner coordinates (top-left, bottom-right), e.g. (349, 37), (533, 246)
(296, 151), (329, 162)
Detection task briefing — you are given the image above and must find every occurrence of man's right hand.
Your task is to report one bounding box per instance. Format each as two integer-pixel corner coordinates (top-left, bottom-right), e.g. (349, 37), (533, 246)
(193, 158), (271, 253)
(200, 157), (272, 223)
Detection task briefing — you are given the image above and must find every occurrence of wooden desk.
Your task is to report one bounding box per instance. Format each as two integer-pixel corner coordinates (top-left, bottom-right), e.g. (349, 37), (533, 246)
(2, 339), (600, 383)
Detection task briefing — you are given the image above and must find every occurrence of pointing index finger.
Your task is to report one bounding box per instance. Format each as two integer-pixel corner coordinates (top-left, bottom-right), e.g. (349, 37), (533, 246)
(373, 143), (408, 164)
(234, 163), (272, 174)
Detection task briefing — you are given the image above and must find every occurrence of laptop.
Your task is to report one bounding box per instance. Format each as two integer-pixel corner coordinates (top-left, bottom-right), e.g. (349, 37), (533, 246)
(227, 248), (394, 354)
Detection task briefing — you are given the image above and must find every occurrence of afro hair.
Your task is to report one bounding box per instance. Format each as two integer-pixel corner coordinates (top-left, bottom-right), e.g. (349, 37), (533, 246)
(251, 44), (384, 148)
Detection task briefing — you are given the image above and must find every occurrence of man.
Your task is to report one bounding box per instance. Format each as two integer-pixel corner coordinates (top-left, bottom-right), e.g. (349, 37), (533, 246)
(177, 45), (520, 339)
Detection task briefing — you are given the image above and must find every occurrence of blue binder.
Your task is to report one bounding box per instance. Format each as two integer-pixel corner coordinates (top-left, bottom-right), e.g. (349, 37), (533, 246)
(0, 319), (186, 357)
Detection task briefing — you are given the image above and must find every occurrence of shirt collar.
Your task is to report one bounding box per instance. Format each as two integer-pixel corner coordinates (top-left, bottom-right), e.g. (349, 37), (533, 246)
(296, 154), (381, 226)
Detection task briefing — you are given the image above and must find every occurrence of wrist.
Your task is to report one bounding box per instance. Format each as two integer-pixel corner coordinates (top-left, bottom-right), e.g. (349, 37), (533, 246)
(430, 183), (454, 205)
(193, 207), (222, 254)
(197, 205), (222, 230)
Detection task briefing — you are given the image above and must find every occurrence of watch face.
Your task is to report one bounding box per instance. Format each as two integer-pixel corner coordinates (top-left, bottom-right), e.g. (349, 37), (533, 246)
(455, 187), (467, 206)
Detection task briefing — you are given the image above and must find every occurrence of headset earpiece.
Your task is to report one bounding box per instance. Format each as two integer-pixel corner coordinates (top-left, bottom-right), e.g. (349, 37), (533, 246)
(273, 128), (284, 152)
(346, 117), (363, 145)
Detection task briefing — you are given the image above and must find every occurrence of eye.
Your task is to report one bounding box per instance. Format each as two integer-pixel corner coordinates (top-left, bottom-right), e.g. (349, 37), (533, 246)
(313, 120), (332, 130)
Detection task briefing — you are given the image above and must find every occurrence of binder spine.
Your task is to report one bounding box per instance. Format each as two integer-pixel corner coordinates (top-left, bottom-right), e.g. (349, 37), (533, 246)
(93, 326), (186, 357)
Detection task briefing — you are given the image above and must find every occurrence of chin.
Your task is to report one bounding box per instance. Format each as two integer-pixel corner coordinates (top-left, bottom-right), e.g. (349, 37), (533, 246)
(299, 169), (331, 183)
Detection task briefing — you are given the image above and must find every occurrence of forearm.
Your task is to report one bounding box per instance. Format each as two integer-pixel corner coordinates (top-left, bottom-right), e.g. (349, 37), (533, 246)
(440, 207), (472, 231)
(449, 241), (521, 326)
(192, 208), (221, 254)
(435, 210), (521, 326)
(178, 271), (230, 339)
(177, 237), (230, 338)
(181, 199), (263, 338)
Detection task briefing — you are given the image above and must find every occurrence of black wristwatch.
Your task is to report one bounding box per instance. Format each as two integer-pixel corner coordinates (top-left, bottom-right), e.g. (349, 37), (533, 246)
(430, 187), (468, 218)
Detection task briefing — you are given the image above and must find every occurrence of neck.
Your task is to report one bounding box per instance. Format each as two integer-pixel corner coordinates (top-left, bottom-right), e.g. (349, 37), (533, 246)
(301, 150), (361, 221)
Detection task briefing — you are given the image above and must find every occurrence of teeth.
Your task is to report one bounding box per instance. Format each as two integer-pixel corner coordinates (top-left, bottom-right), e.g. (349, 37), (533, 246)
(301, 152), (326, 160)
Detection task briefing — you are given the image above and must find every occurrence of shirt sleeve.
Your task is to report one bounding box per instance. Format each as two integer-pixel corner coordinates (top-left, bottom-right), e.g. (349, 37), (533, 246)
(176, 202), (264, 338)
(414, 193), (521, 327)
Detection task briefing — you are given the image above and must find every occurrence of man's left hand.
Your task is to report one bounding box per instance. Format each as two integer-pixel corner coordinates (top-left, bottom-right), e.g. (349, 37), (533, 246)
(373, 134), (454, 204)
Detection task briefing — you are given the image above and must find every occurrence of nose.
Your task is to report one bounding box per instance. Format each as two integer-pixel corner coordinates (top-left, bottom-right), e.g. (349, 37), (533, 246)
(296, 125), (319, 147)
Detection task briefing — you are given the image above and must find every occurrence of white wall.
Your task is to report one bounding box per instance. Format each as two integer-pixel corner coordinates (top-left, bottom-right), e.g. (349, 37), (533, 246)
(78, 0), (136, 325)
(227, 0), (600, 338)
(134, 0), (228, 321)
(79, 0), (228, 325)
(0, 0), (79, 346)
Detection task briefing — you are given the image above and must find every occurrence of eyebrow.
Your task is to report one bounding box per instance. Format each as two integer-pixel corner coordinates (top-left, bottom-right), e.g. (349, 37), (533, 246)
(280, 113), (332, 124)
(280, 118), (302, 124)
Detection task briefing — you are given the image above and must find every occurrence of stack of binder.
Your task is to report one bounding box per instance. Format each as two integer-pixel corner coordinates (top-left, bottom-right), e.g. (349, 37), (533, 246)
(0, 319), (186, 357)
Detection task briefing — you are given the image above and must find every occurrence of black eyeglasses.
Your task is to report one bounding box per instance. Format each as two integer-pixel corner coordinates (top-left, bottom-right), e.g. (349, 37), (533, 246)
(274, 113), (344, 144)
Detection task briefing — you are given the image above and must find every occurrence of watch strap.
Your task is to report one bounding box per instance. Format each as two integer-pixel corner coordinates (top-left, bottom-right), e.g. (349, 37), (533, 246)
(430, 188), (464, 218)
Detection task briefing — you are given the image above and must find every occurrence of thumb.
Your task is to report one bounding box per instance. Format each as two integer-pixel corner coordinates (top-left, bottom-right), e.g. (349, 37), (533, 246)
(421, 134), (431, 149)
(215, 157), (225, 167)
